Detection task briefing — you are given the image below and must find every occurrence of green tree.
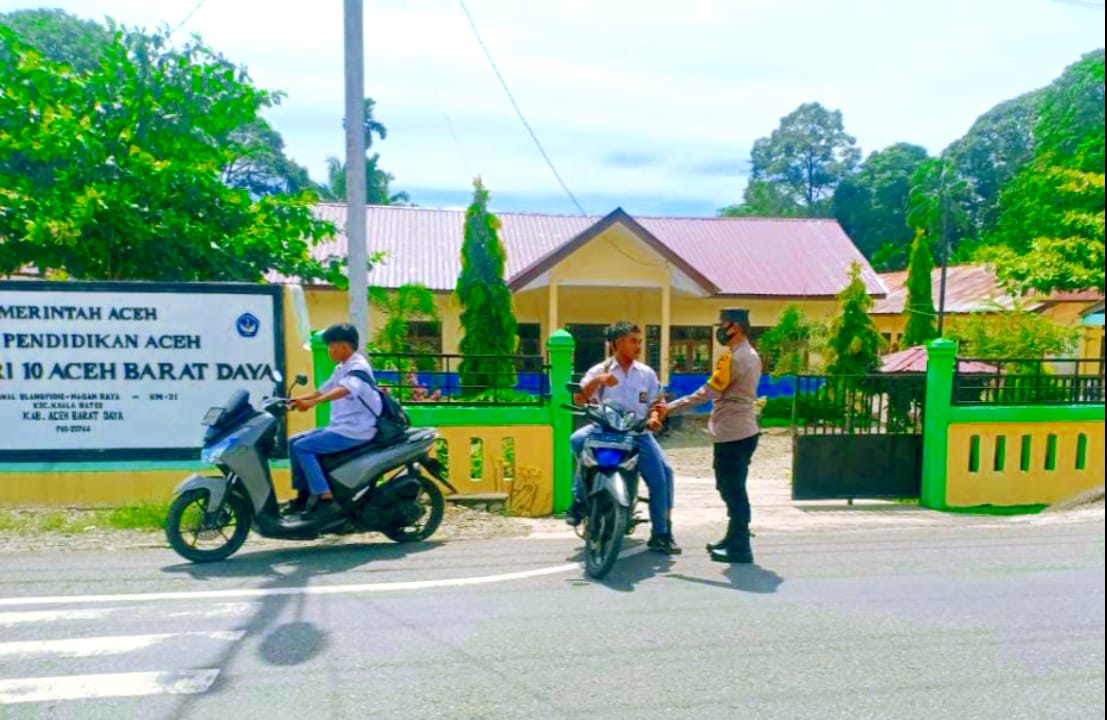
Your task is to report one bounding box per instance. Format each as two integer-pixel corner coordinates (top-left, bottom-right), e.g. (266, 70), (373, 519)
(905, 158), (976, 262)
(318, 154), (410, 206)
(455, 179), (519, 394)
(1, 10), (314, 201)
(827, 263), (884, 375)
(0, 8), (111, 73)
(902, 231), (937, 347)
(942, 90), (1043, 237)
(948, 305), (1078, 358)
(317, 96), (409, 205)
(368, 285), (439, 369)
(984, 50), (1105, 293)
(718, 181), (802, 217)
(0, 27), (337, 281)
(737, 102), (861, 217)
(832, 142), (930, 265)
(758, 305), (816, 378)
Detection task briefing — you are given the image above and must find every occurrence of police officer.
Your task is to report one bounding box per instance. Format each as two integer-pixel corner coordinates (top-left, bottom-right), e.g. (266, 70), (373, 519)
(660, 309), (761, 563)
(568, 321), (680, 555)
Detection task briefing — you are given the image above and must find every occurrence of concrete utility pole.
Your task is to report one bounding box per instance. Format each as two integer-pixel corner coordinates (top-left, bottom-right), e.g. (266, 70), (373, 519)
(344, 0), (368, 346)
(937, 162), (951, 337)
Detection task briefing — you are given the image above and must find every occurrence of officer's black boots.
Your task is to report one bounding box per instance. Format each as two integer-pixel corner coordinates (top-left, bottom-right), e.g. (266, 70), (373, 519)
(709, 521), (753, 564)
(706, 523), (733, 552)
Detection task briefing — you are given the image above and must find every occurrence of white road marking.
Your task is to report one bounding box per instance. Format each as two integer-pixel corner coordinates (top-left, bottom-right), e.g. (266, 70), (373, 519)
(0, 602), (253, 626)
(0, 669), (220, 704)
(0, 608), (114, 627)
(0, 631), (245, 659)
(0, 545), (649, 608)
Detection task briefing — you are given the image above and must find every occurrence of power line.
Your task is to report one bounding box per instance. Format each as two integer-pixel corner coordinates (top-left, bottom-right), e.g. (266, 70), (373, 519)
(457, 0), (587, 216)
(168, 0), (211, 37)
(400, 0), (473, 179)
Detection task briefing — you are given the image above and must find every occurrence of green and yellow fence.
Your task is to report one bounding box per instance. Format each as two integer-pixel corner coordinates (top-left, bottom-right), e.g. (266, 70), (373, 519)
(922, 340), (1105, 510)
(309, 330), (577, 517)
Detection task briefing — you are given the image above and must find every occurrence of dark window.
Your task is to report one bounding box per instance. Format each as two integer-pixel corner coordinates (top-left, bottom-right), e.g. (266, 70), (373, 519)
(646, 325), (661, 372)
(518, 323), (542, 372)
(669, 326), (713, 374)
(407, 321), (442, 354)
(566, 324), (608, 374)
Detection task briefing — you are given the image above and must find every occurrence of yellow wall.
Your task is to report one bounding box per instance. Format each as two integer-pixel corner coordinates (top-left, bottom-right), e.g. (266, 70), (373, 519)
(432, 425), (553, 517)
(303, 288), (839, 358)
(945, 421), (1105, 507)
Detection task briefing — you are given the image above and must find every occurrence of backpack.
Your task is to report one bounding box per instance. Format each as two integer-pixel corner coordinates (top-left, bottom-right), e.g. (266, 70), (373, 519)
(347, 369), (412, 445)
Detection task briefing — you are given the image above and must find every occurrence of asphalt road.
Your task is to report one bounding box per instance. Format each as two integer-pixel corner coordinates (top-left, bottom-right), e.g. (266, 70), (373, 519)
(0, 520), (1103, 719)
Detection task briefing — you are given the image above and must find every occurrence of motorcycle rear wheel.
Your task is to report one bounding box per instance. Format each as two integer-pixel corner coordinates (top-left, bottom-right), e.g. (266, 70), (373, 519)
(165, 489), (251, 563)
(584, 496), (628, 580)
(382, 475), (445, 543)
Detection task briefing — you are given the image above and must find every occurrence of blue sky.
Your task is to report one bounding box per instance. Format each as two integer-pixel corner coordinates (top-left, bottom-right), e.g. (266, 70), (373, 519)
(3, 0), (1105, 215)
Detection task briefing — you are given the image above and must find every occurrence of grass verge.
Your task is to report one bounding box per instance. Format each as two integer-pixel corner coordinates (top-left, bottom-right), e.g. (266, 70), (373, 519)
(0, 502), (170, 535)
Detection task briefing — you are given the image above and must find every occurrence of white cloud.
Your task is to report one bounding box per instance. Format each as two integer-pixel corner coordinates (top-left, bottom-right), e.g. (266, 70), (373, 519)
(2, 0), (1104, 213)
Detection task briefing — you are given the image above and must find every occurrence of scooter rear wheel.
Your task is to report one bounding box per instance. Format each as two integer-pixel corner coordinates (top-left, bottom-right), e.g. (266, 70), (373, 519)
(166, 489), (252, 563)
(382, 475), (445, 543)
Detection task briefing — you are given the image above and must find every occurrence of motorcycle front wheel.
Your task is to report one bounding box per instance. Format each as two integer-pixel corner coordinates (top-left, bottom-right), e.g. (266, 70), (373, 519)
(165, 489), (252, 563)
(584, 495), (628, 580)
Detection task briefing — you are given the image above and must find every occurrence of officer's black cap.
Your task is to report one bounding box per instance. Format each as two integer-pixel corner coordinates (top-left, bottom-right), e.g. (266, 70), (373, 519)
(719, 308), (751, 333)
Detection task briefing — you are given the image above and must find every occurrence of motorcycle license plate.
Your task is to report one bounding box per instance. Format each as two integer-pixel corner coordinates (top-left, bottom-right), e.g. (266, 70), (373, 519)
(592, 433), (632, 447)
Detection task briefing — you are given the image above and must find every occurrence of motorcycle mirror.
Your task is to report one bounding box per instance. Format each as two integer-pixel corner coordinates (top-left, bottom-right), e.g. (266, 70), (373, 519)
(293, 374), (309, 387)
(270, 370), (284, 384)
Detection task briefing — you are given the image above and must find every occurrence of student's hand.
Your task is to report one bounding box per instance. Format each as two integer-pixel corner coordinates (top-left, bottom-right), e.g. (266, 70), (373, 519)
(290, 397), (317, 412)
(646, 415), (663, 433)
(599, 373), (619, 388)
(651, 401), (669, 419)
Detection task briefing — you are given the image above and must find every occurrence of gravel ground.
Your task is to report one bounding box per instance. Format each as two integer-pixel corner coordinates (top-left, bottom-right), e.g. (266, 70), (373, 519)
(0, 503), (531, 554)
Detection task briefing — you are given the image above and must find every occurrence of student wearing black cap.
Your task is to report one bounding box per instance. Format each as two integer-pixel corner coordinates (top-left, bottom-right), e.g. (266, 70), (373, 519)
(659, 308), (762, 563)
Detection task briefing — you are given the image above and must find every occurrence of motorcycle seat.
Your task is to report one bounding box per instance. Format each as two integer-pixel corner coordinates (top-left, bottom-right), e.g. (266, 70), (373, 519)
(317, 428), (425, 471)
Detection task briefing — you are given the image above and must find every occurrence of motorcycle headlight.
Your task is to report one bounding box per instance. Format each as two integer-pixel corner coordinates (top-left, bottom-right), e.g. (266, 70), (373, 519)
(594, 448), (624, 468)
(201, 437), (235, 464)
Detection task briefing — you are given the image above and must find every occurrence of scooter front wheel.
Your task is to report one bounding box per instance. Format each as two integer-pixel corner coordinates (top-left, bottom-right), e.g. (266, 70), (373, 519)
(584, 496), (628, 580)
(166, 489), (251, 563)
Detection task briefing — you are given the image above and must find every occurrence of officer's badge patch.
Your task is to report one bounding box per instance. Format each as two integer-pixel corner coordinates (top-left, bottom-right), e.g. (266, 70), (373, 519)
(707, 353), (732, 392)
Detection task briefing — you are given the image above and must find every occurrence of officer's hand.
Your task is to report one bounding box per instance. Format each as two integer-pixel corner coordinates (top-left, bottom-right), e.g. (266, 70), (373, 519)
(600, 373), (619, 388)
(646, 415), (663, 433)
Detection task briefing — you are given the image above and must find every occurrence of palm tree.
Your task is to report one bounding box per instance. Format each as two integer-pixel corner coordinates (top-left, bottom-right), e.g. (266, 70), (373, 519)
(317, 154), (410, 205)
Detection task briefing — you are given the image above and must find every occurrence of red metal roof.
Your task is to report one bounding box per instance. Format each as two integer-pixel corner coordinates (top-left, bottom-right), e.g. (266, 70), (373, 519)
(880, 345), (998, 374)
(872, 264), (1039, 315)
(306, 204), (885, 297)
(873, 264), (1104, 315)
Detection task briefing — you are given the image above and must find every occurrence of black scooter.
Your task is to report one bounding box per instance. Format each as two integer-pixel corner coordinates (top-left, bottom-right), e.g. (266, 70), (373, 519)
(165, 374), (457, 563)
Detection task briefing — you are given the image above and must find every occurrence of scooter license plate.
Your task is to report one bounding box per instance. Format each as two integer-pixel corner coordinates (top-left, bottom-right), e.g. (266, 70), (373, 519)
(592, 433), (632, 447)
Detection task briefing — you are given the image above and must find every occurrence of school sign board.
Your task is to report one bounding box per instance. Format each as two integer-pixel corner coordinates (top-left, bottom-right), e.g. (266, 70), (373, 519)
(0, 282), (285, 461)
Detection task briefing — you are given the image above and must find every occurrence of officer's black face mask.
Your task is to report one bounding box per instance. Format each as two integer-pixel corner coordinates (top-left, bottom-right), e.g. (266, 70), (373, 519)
(716, 324), (733, 345)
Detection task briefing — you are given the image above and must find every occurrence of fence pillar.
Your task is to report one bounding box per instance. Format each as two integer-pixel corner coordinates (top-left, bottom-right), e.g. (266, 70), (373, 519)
(547, 329), (575, 514)
(921, 339), (957, 509)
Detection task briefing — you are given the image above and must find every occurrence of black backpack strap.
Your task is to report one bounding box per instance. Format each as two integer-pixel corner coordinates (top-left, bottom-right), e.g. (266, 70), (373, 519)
(345, 369), (381, 418)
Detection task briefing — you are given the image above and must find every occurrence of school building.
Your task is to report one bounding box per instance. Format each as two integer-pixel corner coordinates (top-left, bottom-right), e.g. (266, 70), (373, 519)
(871, 263), (1105, 363)
(299, 204), (887, 393)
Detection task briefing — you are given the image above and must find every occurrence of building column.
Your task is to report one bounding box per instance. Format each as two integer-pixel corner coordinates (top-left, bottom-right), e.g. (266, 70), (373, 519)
(660, 280), (672, 386)
(547, 282), (559, 343)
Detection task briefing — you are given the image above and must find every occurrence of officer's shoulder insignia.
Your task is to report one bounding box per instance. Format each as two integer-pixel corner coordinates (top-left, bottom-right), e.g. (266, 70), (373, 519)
(707, 352), (732, 392)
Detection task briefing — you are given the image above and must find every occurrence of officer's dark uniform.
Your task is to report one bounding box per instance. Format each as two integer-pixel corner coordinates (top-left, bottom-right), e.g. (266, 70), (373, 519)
(665, 308), (762, 562)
